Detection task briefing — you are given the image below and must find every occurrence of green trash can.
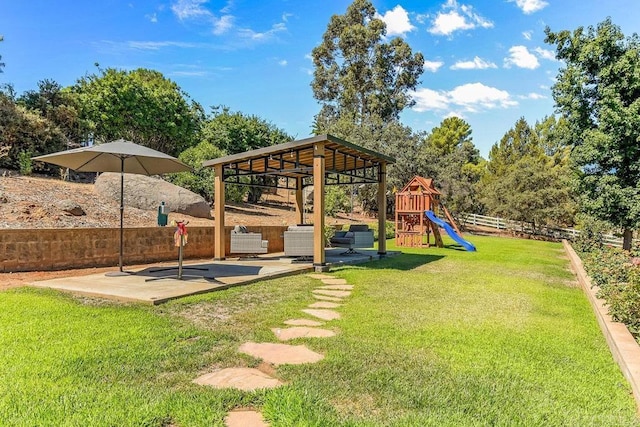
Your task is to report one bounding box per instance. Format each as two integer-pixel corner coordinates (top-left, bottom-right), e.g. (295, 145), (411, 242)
(157, 201), (168, 226)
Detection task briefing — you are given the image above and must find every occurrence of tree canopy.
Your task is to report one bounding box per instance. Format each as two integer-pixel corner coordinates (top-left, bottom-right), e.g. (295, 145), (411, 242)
(426, 117), (473, 156)
(311, 0), (423, 128)
(17, 79), (88, 148)
(481, 117), (575, 229)
(200, 107), (293, 203)
(0, 89), (66, 170)
(73, 68), (203, 156)
(546, 18), (640, 249)
(203, 106), (291, 155)
(421, 117), (483, 215)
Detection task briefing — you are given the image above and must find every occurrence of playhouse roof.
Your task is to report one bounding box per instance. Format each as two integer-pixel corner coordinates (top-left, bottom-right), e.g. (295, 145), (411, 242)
(399, 176), (441, 195)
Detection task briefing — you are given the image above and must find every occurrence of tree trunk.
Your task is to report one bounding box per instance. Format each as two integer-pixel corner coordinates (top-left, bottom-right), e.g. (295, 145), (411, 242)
(623, 228), (633, 251)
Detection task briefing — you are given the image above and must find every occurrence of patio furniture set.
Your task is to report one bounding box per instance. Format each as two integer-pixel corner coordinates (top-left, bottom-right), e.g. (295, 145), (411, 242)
(230, 224), (375, 258)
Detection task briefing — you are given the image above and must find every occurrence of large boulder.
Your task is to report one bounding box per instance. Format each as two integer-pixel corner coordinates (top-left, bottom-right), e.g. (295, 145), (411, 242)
(95, 173), (211, 218)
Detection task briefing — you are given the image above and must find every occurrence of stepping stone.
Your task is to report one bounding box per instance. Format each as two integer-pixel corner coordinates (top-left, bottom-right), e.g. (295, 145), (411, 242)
(284, 318), (324, 327)
(313, 294), (344, 302)
(302, 308), (341, 321)
(318, 284), (354, 291)
(239, 342), (324, 365)
(308, 273), (334, 280)
(308, 301), (341, 309)
(321, 278), (348, 285)
(313, 289), (351, 298)
(193, 368), (283, 391)
(225, 409), (268, 427)
(272, 327), (336, 341)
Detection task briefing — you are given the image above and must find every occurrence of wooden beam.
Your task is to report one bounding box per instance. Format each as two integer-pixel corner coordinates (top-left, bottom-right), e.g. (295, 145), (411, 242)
(313, 142), (326, 267)
(377, 163), (387, 256)
(214, 164), (225, 260)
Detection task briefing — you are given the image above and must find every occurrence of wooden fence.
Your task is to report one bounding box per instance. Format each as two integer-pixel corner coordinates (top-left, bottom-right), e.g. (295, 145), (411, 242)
(459, 213), (624, 248)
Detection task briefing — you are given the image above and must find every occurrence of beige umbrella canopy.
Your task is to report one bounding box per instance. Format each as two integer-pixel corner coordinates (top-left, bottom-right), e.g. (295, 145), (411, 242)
(33, 139), (192, 274)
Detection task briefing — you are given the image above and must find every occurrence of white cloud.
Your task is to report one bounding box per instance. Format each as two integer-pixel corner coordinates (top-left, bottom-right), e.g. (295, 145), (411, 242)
(504, 45), (539, 69)
(449, 83), (517, 109)
(519, 92), (547, 100)
(445, 111), (465, 119)
(450, 56), (497, 70)
(145, 13), (158, 23)
(377, 5), (415, 37)
(428, 0), (493, 36)
(171, 0), (235, 35)
(238, 22), (287, 41)
(213, 15), (234, 35)
(169, 70), (208, 77)
(171, 0), (211, 20)
(534, 47), (556, 61)
(522, 31), (532, 40)
(511, 0), (549, 14)
(411, 82), (517, 114)
(412, 88), (451, 111)
(278, 60), (287, 66)
(126, 41), (200, 50)
(424, 59), (444, 72)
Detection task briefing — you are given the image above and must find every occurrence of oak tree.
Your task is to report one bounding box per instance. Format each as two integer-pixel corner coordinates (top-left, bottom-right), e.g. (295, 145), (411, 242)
(546, 18), (640, 249)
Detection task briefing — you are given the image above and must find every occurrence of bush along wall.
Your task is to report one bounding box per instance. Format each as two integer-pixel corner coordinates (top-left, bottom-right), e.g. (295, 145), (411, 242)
(578, 242), (640, 337)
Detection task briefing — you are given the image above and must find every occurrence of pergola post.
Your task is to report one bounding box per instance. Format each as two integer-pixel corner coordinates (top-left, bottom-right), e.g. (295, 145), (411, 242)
(295, 177), (304, 224)
(377, 162), (387, 256)
(313, 142), (326, 268)
(214, 164), (225, 260)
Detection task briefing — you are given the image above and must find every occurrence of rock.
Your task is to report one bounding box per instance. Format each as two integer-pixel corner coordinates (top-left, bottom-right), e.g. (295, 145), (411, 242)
(94, 173), (211, 219)
(58, 200), (86, 216)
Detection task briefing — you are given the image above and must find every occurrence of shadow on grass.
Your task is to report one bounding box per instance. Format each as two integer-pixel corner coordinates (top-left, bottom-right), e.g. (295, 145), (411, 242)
(362, 253), (445, 271)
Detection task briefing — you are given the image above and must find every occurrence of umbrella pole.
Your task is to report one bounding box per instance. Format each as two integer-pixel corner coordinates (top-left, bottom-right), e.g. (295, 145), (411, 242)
(119, 157), (124, 272)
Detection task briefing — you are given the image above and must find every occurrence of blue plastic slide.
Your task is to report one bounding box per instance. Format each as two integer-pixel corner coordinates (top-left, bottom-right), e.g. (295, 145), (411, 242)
(425, 210), (476, 252)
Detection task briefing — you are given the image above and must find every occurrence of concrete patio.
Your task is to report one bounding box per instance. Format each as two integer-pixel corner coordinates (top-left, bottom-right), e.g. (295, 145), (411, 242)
(29, 248), (397, 304)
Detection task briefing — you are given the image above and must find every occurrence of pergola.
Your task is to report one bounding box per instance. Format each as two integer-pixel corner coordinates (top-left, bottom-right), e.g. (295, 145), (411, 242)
(203, 134), (395, 269)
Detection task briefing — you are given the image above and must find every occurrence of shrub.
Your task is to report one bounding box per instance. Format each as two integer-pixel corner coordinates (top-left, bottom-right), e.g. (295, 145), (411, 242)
(580, 243), (640, 337)
(573, 214), (609, 253)
(17, 150), (33, 175)
(325, 186), (349, 217)
(367, 220), (395, 241)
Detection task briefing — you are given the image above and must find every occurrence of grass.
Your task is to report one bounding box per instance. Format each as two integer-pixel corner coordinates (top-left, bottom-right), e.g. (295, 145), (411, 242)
(0, 235), (638, 426)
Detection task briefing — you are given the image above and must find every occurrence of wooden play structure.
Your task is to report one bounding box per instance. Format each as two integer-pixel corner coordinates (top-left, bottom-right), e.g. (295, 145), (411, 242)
(394, 176), (461, 248)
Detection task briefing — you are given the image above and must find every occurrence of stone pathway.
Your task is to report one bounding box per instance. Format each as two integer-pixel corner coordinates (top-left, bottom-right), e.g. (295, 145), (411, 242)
(192, 272), (353, 426)
(319, 278), (349, 285)
(225, 409), (268, 427)
(313, 293), (344, 302)
(193, 368), (283, 391)
(313, 289), (352, 298)
(239, 342), (325, 365)
(284, 318), (324, 326)
(302, 308), (341, 321)
(318, 284), (354, 291)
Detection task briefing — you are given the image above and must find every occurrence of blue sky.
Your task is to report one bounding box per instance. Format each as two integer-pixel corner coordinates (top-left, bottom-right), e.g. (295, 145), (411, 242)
(1, 0), (639, 157)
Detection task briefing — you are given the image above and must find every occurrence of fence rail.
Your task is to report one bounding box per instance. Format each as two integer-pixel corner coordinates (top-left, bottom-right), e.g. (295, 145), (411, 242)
(459, 213), (624, 248)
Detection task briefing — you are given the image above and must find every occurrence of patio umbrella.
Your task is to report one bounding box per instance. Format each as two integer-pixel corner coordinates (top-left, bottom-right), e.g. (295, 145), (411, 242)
(33, 139), (192, 274)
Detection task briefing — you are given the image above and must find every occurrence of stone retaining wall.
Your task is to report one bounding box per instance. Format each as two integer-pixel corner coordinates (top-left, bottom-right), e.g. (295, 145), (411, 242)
(1, 226), (288, 272)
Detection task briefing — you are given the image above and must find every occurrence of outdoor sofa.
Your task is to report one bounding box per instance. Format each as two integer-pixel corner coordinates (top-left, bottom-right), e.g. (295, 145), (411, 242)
(330, 224), (374, 254)
(230, 225), (268, 255)
(284, 224), (314, 258)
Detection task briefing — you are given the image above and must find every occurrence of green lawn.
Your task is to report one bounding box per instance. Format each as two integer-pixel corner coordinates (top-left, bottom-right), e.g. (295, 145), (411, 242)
(0, 235), (638, 426)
